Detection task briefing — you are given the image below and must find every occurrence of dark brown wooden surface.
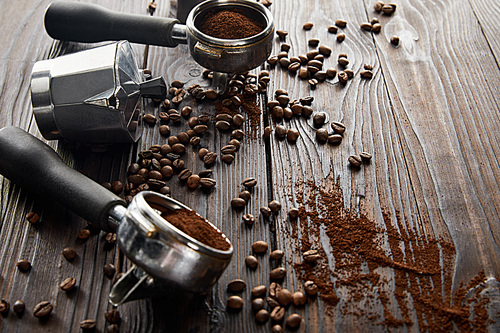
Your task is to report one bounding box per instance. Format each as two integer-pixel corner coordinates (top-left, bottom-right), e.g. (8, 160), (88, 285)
(0, 0), (499, 332)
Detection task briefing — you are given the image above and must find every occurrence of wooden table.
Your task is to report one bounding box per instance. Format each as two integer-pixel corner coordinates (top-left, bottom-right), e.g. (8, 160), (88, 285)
(1, 0), (499, 332)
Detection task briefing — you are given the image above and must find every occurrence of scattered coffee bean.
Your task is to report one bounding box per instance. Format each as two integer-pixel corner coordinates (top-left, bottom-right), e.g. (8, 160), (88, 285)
(228, 139), (241, 150)
(143, 113), (157, 125)
(62, 247), (77, 261)
(194, 124), (208, 135)
(382, 3), (397, 14)
(270, 282), (282, 298)
(360, 22), (372, 31)
(103, 263), (116, 279)
(280, 43), (291, 52)
(302, 22), (314, 30)
(232, 129), (244, 140)
(390, 35), (400, 46)
(178, 169), (192, 181)
(270, 267), (286, 280)
(180, 106), (192, 117)
(242, 177), (257, 188)
(227, 296), (244, 310)
(26, 212), (40, 224)
(285, 313), (302, 329)
(276, 30), (288, 39)
(298, 68), (309, 79)
(348, 155), (363, 168)
(199, 169), (213, 178)
(287, 129), (299, 143)
(360, 70), (373, 79)
(80, 319), (97, 330)
(227, 279), (246, 293)
(189, 136), (201, 147)
(203, 152), (218, 165)
(335, 19), (347, 28)
(270, 306), (285, 322)
(239, 191), (251, 202)
(288, 207), (299, 219)
(242, 214), (256, 226)
(292, 291), (307, 306)
(313, 112), (326, 127)
(302, 106), (313, 117)
(328, 134), (343, 144)
(338, 57), (349, 67)
(272, 325), (284, 333)
(252, 298), (265, 312)
(159, 111), (169, 122)
(231, 197), (247, 209)
(199, 178), (216, 189)
(318, 45), (332, 56)
(327, 25), (338, 33)
(303, 249), (320, 263)
(267, 56), (279, 66)
(252, 240), (269, 254)
(260, 206), (272, 218)
(275, 125), (287, 139)
(13, 300), (25, 315)
(360, 152), (373, 162)
(277, 289), (293, 306)
(374, 1), (384, 11)
(326, 68), (337, 78)
(345, 69), (354, 78)
(16, 259), (31, 272)
(221, 154), (235, 164)
(337, 33), (346, 42)
(60, 277), (77, 291)
(78, 229), (91, 240)
(316, 128), (329, 143)
(304, 281), (319, 296)
(372, 23), (382, 33)
(270, 249), (284, 260)
(187, 174), (200, 189)
(255, 309), (269, 324)
(171, 80), (184, 88)
(198, 148), (209, 160)
(308, 38), (320, 47)
(177, 132), (190, 144)
(245, 255), (259, 269)
(105, 309), (121, 324)
(251, 285), (267, 298)
(267, 297), (280, 308)
(33, 301), (53, 318)
(0, 299), (9, 315)
(268, 200), (281, 213)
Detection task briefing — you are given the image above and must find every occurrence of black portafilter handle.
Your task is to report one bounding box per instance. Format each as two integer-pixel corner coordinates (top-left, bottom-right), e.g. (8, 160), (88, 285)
(44, 1), (181, 47)
(0, 127), (126, 232)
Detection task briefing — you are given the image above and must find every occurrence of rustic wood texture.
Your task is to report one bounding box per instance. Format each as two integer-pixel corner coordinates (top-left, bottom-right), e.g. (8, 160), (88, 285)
(0, 0), (499, 332)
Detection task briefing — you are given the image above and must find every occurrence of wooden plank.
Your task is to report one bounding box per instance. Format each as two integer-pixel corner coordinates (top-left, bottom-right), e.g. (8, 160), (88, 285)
(469, 0), (500, 61)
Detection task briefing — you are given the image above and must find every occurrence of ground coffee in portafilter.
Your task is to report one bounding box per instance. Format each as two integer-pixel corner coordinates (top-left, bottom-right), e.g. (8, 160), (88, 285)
(162, 209), (230, 251)
(198, 9), (264, 39)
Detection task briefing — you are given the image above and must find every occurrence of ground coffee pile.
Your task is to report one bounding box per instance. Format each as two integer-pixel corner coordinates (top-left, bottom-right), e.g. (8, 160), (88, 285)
(199, 10), (264, 39)
(162, 209), (230, 251)
(290, 175), (490, 331)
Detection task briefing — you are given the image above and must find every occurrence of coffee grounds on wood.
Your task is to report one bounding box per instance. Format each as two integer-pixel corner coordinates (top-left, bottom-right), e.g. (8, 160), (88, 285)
(214, 93), (261, 139)
(162, 209), (230, 251)
(289, 175), (490, 331)
(199, 9), (264, 39)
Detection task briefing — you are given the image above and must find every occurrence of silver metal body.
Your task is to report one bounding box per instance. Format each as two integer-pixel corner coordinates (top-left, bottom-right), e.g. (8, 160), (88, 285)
(31, 41), (143, 143)
(110, 191), (233, 304)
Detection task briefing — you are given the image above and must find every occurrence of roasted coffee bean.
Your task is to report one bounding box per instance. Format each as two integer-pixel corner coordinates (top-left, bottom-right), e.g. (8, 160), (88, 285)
(263, 126), (272, 140)
(313, 112), (326, 127)
(316, 129), (329, 143)
(186, 129), (197, 138)
(288, 207), (299, 219)
(161, 98), (171, 109)
(293, 291), (307, 306)
(282, 107), (293, 120)
(390, 35), (400, 46)
(308, 38), (320, 47)
(178, 169), (192, 181)
(314, 71), (327, 81)
(382, 3), (397, 14)
(33, 301), (53, 318)
(148, 170), (163, 180)
(193, 125), (208, 135)
(221, 154), (234, 164)
(335, 19), (347, 28)
(275, 125), (287, 140)
(290, 104), (304, 116)
(251, 285), (267, 298)
(318, 45), (332, 56)
(278, 57), (291, 68)
(289, 56), (301, 64)
(227, 279), (246, 293)
(269, 282), (282, 298)
(198, 148), (209, 160)
(167, 136), (180, 146)
(270, 267), (286, 280)
(270, 306), (285, 322)
(13, 300), (25, 315)
(276, 30), (288, 39)
(203, 152), (218, 165)
(330, 121), (346, 134)
(270, 249), (284, 260)
(231, 197), (247, 209)
(327, 25), (338, 33)
(338, 57), (349, 67)
(62, 247), (77, 261)
(268, 100), (280, 110)
(328, 134), (343, 144)
(260, 206), (272, 218)
(187, 174), (200, 189)
(272, 106), (284, 120)
(288, 62), (301, 73)
(80, 319), (97, 330)
(169, 111), (181, 122)
(241, 177), (257, 188)
(308, 58), (323, 68)
(161, 165), (174, 179)
(204, 89), (218, 99)
(360, 22), (372, 31)
(326, 68), (337, 79)
(302, 22), (314, 30)
(60, 277), (76, 291)
(360, 70), (373, 79)
(287, 129), (299, 143)
(345, 69), (354, 78)
(252, 298), (265, 312)
(267, 297), (280, 308)
(171, 80), (184, 88)
(26, 211), (40, 224)
(181, 106), (192, 117)
(199, 177), (216, 190)
(151, 158), (162, 171)
(302, 106), (313, 117)
(78, 229), (91, 240)
(188, 116), (199, 128)
(242, 214), (255, 226)
(304, 281), (319, 296)
(0, 300), (9, 315)
(298, 68), (309, 79)
(239, 190), (251, 202)
(105, 232), (117, 245)
(272, 325), (284, 333)
(374, 1), (384, 11)
(189, 136), (201, 147)
(103, 263), (116, 279)
(16, 259), (31, 272)
(268, 200), (281, 213)
(177, 132), (190, 144)
(127, 163), (141, 174)
(255, 309), (269, 324)
(337, 33), (346, 42)
(105, 309), (121, 324)
(199, 169), (213, 178)
(230, 114), (244, 128)
(159, 111), (169, 122)
(227, 296), (243, 310)
(277, 95), (290, 107)
(372, 23), (382, 33)
(348, 155), (363, 167)
(360, 152), (372, 161)
(267, 56), (279, 66)
(280, 43), (291, 52)
(303, 249), (320, 263)
(338, 71), (349, 84)
(215, 113), (232, 122)
(277, 289), (293, 306)
(252, 240), (268, 254)
(277, 51), (288, 59)
(172, 143), (186, 155)
(161, 144), (173, 155)
(231, 95), (242, 107)
(143, 114), (157, 125)
(298, 55), (309, 64)
(232, 129), (244, 140)
(160, 186), (171, 195)
(245, 255), (259, 269)
(221, 145), (237, 155)
(286, 314), (302, 329)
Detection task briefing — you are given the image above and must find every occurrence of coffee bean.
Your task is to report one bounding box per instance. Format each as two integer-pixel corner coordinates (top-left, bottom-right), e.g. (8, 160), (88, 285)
(313, 112), (327, 127)
(337, 33), (346, 42)
(303, 249), (320, 263)
(105, 309), (121, 324)
(360, 70), (373, 79)
(338, 71), (349, 84)
(276, 30), (288, 39)
(0, 299), (9, 315)
(308, 38), (320, 47)
(178, 169), (192, 181)
(242, 214), (255, 226)
(227, 279), (246, 293)
(260, 206), (272, 218)
(279, 57), (291, 68)
(105, 233), (116, 245)
(277, 289), (293, 306)
(80, 319), (97, 330)
(103, 263), (116, 279)
(293, 291), (306, 306)
(328, 134), (343, 144)
(287, 208), (299, 219)
(143, 114), (157, 125)
(33, 301), (53, 318)
(304, 281), (319, 296)
(198, 169), (213, 178)
(298, 68), (309, 79)
(270, 306), (285, 322)
(177, 132), (190, 144)
(16, 259), (31, 272)
(189, 136), (201, 147)
(338, 57), (349, 67)
(314, 71), (328, 81)
(251, 285), (267, 298)
(348, 155), (363, 168)
(268, 200), (281, 213)
(345, 69), (354, 78)
(160, 165), (173, 179)
(240, 177), (257, 188)
(335, 19), (347, 28)
(270, 267), (286, 280)
(302, 22), (314, 30)
(252, 241), (268, 254)
(203, 152), (218, 165)
(267, 56), (279, 66)
(62, 247), (77, 261)
(227, 296), (243, 310)
(198, 148), (209, 160)
(277, 51), (288, 60)
(170, 111), (182, 122)
(199, 178), (216, 189)
(227, 139), (240, 151)
(245, 255), (259, 269)
(360, 152), (373, 162)
(270, 282), (281, 298)
(302, 106), (313, 118)
(60, 277), (77, 291)
(372, 23), (382, 33)
(272, 106), (284, 120)
(78, 229), (91, 240)
(272, 325), (284, 333)
(252, 298), (265, 312)
(13, 300), (25, 315)
(327, 25), (338, 33)
(215, 120), (232, 133)
(267, 297), (280, 308)
(187, 174), (200, 189)
(285, 313), (302, 329)
(148, 170), (163, 180)
(282, 107), (293, 120)
(390, 35), (400, 46)
(285, 128), (299, 143)
(280, 43), (291, 52)
(168, 136), (180, 147)
(270, 249), (284, 260)
(232, 129), (244, 140)
(360, 22), (372, 31)
(221, 154), (234, 164)
(382, 3), (396, 14)
(160, 186), (171, 195)
(274, 125), (286, 140)
(171, 80), (184, 88)
(255, 309), (269, 324)
(319, 45), (332, 57)
(26, 211), (40, 224)
(181, 106), (192, 118)
(374, 1), (384, 11)
(263, 126), (272, 140)
(159, 111), (170, 122)
(231, 197), (247, 209)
